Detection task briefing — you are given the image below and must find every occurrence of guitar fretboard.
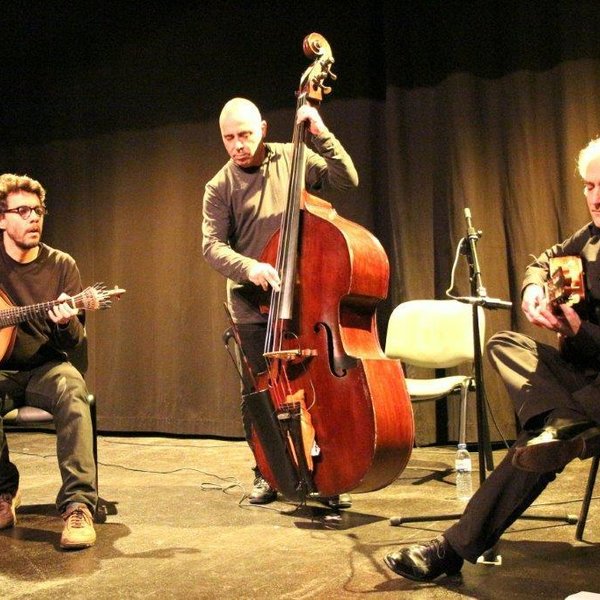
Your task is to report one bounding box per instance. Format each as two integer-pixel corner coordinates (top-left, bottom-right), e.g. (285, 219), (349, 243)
(0, 298), (76, 328)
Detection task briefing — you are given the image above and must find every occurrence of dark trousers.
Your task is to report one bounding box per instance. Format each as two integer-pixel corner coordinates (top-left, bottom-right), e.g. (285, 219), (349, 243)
(444, 330), (600, 562)
(0, 361), (97, 514)
(235, 322), (268, 464)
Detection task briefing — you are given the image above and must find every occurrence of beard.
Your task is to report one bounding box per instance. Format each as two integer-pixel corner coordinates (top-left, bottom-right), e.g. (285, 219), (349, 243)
(16, 238), (40, 250)
(5, 230), (41, 251)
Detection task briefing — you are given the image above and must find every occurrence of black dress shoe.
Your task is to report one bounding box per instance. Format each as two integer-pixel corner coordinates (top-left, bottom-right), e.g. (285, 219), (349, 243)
(513, 418), (600, 473)
(249, 476), (277, 504)
(384, 536), (463, 582)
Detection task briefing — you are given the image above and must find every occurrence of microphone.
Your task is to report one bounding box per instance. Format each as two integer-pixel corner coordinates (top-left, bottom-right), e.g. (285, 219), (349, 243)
(464, 207), (481, 240)
(454, 296), (513, 310)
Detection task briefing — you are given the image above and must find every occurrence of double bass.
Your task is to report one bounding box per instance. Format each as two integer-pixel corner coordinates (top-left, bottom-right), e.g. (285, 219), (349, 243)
(238, 33), (414, 500)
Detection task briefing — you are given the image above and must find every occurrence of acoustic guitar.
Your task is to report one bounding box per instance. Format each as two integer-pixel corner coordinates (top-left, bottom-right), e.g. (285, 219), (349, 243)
(0, 283), (125, 362)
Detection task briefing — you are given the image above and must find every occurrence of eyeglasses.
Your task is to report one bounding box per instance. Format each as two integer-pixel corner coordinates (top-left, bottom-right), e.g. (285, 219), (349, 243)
(2, 205), (48, 219)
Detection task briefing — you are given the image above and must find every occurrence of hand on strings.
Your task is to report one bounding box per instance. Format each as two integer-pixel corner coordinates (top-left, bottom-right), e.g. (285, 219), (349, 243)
(296, 105), (328, 136)
(522, 283), (581, 336)
(537, 302), (581, 339)
(554, 303), (582, 338)
(522, 284), (554, 329)
(48, 292), (78, 326)
(248, 262), (281, 292)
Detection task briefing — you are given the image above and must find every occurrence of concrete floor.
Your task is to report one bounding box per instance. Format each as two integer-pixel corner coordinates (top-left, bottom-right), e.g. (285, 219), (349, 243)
(2, 431), (600, 600)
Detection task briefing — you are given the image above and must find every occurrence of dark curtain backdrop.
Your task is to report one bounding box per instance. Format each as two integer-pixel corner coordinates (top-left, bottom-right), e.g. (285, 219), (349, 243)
(1, 2), (599, 444)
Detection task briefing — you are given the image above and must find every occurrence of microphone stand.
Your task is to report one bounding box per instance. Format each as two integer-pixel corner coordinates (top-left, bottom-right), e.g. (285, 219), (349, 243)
(389, 209), (503, 541)
(462, 208), (496, 483)
(449, 209), (505, 565)
(460, 209), (574, 563)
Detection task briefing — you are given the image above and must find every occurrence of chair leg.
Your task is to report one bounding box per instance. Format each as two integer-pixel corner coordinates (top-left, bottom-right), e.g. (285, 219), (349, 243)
(87, 394), (98, 467)
(87, 394), (105, 522)
(458, 380), (469, 447)
(576, 454), (599, 541)
(390, 383), (473, 527)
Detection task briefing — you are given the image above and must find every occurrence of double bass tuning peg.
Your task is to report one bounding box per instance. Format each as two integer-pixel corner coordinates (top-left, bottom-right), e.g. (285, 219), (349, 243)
(324, 62), (337, 81)
(315, 82), (332, 96)
(312, 66), (336, 96)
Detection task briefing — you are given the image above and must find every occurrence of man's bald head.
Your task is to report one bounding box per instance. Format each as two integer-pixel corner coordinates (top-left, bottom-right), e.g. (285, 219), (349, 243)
(219, 98), (263, 129)
(219, 98), (267, 168)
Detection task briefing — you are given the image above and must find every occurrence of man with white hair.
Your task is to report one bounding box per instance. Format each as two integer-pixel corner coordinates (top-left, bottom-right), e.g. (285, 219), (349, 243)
(202, 98), (358, 507)
(384, 136), (600, 582)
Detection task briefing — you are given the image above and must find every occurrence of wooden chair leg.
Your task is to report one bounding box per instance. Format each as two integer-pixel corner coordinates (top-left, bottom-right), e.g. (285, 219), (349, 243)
(576, 454), (600, 541)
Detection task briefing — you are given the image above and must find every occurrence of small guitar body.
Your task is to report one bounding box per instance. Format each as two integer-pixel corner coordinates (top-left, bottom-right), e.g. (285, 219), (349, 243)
(0, 289), (17, 364)
(0, 283), (125, 363)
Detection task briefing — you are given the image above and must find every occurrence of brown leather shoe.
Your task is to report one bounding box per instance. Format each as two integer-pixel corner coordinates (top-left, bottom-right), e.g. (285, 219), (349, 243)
(60, 504), (96, 549)
(0, 489), (21, 530)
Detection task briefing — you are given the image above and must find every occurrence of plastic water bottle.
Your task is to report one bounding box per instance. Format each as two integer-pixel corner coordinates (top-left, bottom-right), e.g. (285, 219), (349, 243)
(455, 443), (473, 501)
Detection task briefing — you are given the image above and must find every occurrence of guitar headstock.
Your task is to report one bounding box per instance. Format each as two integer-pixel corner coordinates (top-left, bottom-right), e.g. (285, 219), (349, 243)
(77, 284), (126, 311)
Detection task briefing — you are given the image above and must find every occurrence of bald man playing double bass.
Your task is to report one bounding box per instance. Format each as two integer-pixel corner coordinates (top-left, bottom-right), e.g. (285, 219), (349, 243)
(202, 97), (358, 506)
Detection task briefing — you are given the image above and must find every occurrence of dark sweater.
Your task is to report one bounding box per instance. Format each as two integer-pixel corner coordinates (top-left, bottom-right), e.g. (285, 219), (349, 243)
(0, 242), (85, 369)
(202, 133), (359, 324)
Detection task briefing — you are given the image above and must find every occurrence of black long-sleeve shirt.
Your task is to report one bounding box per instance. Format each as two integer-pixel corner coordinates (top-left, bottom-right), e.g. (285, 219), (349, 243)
(0, 242), (85, 369)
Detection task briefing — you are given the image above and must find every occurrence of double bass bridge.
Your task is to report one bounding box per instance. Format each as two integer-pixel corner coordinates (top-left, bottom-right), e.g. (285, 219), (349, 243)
(263, 348), (318, 362)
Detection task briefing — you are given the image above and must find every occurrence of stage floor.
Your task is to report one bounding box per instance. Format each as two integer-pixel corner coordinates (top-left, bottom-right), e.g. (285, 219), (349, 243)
(1, 431), (600, 599)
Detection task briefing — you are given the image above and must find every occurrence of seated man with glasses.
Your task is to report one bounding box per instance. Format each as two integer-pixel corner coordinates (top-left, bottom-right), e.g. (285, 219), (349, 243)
(0, 173), (97, 550)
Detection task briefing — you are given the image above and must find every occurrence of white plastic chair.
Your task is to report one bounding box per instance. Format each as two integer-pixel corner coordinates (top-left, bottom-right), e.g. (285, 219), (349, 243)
(384, 299), (485, 447)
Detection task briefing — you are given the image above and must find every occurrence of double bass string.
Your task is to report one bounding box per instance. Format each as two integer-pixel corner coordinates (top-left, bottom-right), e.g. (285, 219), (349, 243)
(264, 91), (311, 407)
(265, 94), (306, 354)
